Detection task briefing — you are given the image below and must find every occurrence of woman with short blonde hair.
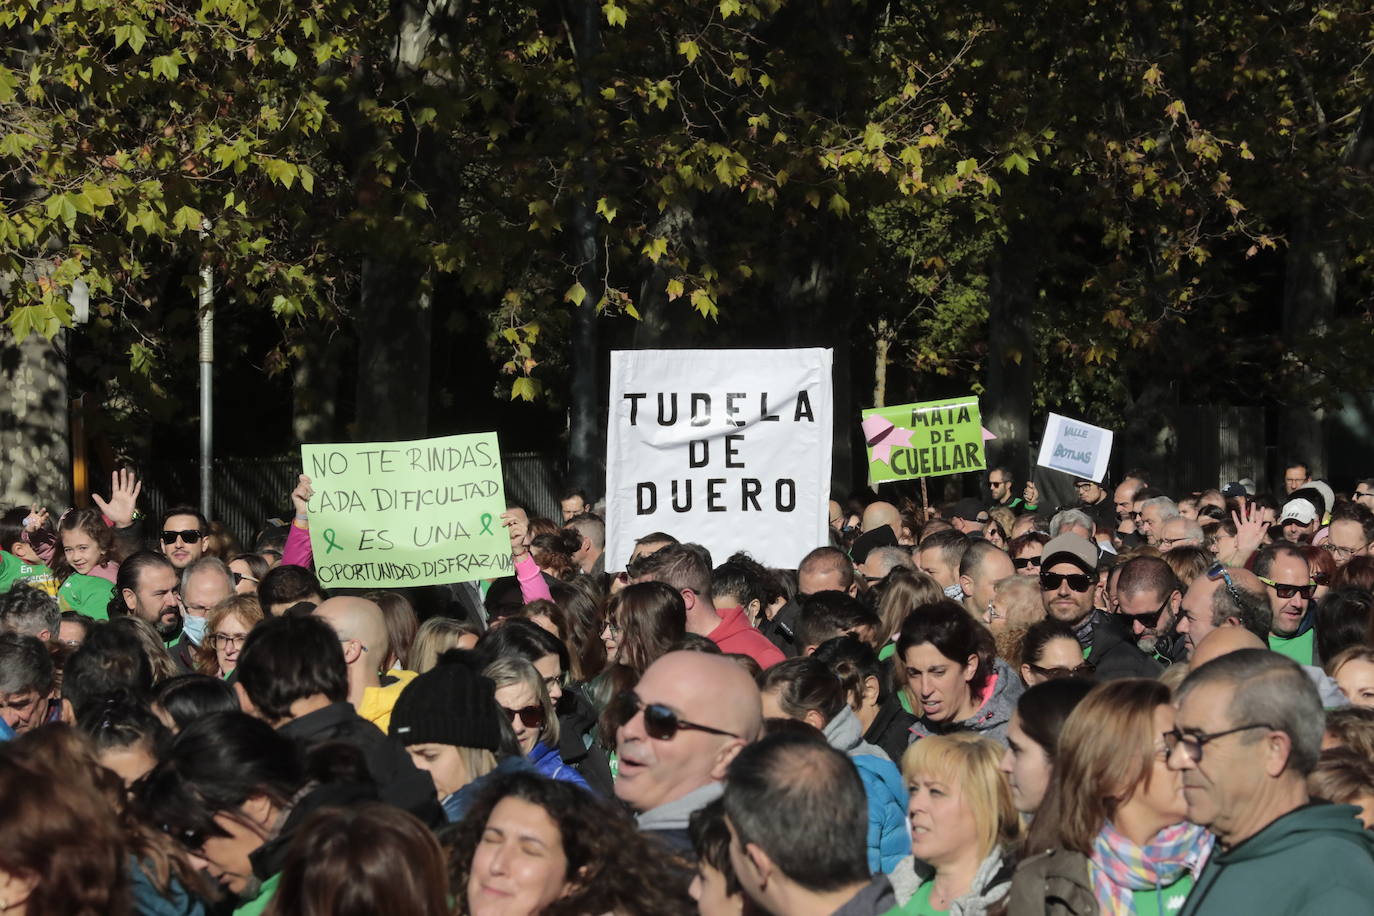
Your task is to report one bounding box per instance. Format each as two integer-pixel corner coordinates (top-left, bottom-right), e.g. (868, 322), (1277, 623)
(409, 617), (481, 674)
(482, 657), (589, 791)
(885, 732), (1022, 914)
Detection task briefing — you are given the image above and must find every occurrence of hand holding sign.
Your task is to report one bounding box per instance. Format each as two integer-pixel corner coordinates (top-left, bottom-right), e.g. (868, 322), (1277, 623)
(291, 474), (314, 519)
(503, 510), (530, 559)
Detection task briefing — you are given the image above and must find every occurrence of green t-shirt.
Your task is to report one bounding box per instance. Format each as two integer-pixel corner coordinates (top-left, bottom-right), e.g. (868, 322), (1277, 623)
(1268, 628), (1315, 666)
(0, 551), (59, 596)
(884, 881), (949, 916)
(233, 872), (281, 916)
(58, 573), (113, 620)
(1131, 872), (1193, 916)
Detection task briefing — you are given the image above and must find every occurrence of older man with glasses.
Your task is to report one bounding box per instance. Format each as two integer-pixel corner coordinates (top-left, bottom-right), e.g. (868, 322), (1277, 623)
(615, 651), (763, 855)
(1169, 650), (1374, 915)
(1037, 533), (1159, 680)
(1175, 562), (1272, 657)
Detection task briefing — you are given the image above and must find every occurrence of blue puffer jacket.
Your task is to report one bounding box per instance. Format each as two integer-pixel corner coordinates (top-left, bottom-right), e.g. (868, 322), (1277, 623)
(824, 706), (911, 873)
(528, 741), (591, 792)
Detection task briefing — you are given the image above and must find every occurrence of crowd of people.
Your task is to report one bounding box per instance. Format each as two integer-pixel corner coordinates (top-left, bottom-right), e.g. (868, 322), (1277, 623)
(2, 462), (1374, 915)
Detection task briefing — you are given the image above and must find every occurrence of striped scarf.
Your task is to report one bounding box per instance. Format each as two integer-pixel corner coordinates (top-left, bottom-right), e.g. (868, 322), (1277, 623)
(1088, 821), (1211, 916)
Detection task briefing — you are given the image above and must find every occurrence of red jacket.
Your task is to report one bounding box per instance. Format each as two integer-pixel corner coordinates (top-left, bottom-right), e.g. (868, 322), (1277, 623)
(708, 605), (785, 669)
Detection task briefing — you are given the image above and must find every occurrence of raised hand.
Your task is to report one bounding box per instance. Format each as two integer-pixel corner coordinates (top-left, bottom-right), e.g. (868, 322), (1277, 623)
(1023, 481), (1039, 506)
(92, 468), (142, 528)
(1229, 501), (1269, 564)
(502, 510), (530, 558)
(291, 475), (314, 518)
(24, 507), (49, 532)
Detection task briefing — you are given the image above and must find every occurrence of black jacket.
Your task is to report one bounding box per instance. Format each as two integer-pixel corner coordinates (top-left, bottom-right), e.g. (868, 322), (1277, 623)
(278, 701), (441, 825)
(865, 692), (917, 763)
(758, 600), (800, 658)
(556, 685), (615, 797)
(1088, 611), (1163, 680)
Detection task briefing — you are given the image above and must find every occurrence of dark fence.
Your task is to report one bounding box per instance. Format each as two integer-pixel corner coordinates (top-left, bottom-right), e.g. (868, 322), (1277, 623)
(141, 451), (566, 548)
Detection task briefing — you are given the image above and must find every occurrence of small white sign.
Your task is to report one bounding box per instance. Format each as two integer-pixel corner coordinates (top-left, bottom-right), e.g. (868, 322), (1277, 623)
(1036, 413), (1113, 483)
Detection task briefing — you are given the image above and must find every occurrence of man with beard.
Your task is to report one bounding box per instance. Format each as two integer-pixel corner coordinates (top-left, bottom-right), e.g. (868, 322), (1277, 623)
(111, 550), (184, 651)
(1113, 555), (1187, 664)
(158, 505), (209, 571)
(1038, 533), (1160, 679)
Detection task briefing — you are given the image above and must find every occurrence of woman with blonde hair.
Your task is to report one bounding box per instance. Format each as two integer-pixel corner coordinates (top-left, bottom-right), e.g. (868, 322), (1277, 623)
(194, 594), (265, 679)
(985, 575), (1046, 663)
(409, 616), (482, 674)
(885, 733), (1021, 914)
(1007, 679), (1210, 915)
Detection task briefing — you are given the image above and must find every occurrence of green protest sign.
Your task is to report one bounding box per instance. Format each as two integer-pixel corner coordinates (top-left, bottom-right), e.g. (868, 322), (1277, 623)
(861, 396), (985, 484)
(302, 433), (510, 588)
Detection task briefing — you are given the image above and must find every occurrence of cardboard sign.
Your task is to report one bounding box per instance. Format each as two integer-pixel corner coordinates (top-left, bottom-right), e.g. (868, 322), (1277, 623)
(605, 348), (832, 571)
(302, 433), (510, 587)
(862, 396), (985, 484)
(1036, 413), (1113, 483)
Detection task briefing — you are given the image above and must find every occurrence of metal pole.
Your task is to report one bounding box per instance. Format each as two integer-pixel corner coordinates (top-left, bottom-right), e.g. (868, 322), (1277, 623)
(198, 224), (214, 519)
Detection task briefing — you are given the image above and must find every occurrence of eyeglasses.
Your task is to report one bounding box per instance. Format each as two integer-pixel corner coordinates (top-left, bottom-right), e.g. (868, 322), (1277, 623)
(1205, 563), (1246, 606)
(1312, 572), (1330, 586)
(1028, 662), (1095, 680)
(210, 633), (246, 650)
(1127, 511), (1142, 520)
(501, 704), (546, 729)
(602, 620), (622, 636)
(1013, 556), (1041, 570)
(160, 529), (204, 545)
(1040, 572), (1094, 592)
(231, 571), (258, 586)
(985, 601), (1004, 622)
(1321, 543), (1358, 561)
(1158, 537), (1190, 550)
(541, 672), (566, 694)
(613, 691), (740, 741)
(1257, 576), (1315, 600)
(1163, 723), (1274, 763)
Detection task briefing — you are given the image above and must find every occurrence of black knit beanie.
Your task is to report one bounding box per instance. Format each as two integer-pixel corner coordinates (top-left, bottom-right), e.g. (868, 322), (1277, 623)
(389, 651), (502, 750)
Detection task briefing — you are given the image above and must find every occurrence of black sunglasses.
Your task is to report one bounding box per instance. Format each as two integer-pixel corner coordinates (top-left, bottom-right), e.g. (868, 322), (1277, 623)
(1259, 577), (1315, 600)
(1013, 556), (1042, 570)
(160, 529), (204, 545)
(1028, 661), (1096, 680)
(1040, 572), (1094, 592)
(614, 691), (739, 741)
(1125, 594), (1171, 630)
(501, 704), (546, 729)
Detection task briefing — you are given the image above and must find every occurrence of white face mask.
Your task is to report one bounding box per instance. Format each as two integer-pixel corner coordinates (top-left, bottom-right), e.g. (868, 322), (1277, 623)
(181, 612), (209, 646)
(943, 583), (965, 600)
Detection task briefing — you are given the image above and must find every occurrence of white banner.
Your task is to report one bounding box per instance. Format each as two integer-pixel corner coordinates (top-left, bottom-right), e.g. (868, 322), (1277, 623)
(1036, 412), (1114, 483)
(606, 348), (833, 571)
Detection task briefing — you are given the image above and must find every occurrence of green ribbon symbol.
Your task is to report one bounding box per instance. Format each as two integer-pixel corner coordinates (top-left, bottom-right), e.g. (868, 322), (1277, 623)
(479, 513), (494, 535)
(322, 528), (341, 553)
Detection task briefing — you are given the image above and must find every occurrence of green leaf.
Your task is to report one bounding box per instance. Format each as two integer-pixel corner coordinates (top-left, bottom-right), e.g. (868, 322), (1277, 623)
(642, 237), (668, 263)
(602, 1), (626, 26)
(678, 40), (699, 63)
(151, 54), (180, 81)
(511, 377), (542, 401)
(173, 205), (204, 234)
(0, 66), (17, 103)
(595, 197), (618, 223)
(564, 282), (587, 306)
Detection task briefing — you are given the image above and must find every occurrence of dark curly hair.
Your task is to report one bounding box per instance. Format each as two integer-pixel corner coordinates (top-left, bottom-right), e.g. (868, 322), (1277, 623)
(444, 771), (693, 916)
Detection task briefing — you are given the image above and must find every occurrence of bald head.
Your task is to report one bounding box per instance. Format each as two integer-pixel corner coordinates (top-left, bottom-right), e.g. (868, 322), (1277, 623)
(313, 596), (389, 666)
(1190, 626), (1267, 668)
(861, 501), (902, 539)
(614, 651), (762, 813)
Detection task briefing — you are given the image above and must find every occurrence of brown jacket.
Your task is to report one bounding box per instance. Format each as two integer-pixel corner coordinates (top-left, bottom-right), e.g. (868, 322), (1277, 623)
(1005, 847), (1098, 916)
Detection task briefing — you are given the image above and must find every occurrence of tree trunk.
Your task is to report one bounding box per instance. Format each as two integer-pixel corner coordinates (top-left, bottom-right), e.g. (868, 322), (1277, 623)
(353, 261), (432, 440)
(566, 0), (603, 499)
(0, 330), (71, 507)
(984, 218), (1035, 486)
(292, 325), (343, 444)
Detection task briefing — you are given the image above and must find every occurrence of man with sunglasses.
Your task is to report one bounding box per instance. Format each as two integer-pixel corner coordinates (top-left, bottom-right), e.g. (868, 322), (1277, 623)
(1114, 556), (1187, 664)
(158, 505), (209, 570)
(1254, 543), (1317, 666)
(1175, 563), (1271, 657)
(1038, 533), (1160, 680)
(1170, 650), (1374, 915)
(615, 651), (763, 854)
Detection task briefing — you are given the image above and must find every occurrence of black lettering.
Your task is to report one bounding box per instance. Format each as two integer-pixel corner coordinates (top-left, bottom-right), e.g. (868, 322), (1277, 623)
(358, 529), (394, 550)
(691, 393), (711, 427)
(625, 392), (646, 425)
(794, 390), (814, 422)
(741, 478), (763, 510)
(760, 393), (780, 421)
(671, 480), (692, 512)
(637, 482), (657, 514)
(657, 393), (678, 426)
(706, 478), (726, 512)
(776, 479), (796, 511)
(724, 434), (744, 468)
(964, 443), (981, 468)
(689, 439), (710, 468)
(310, 451), (348, 476)
(726, 392), (746, 427)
